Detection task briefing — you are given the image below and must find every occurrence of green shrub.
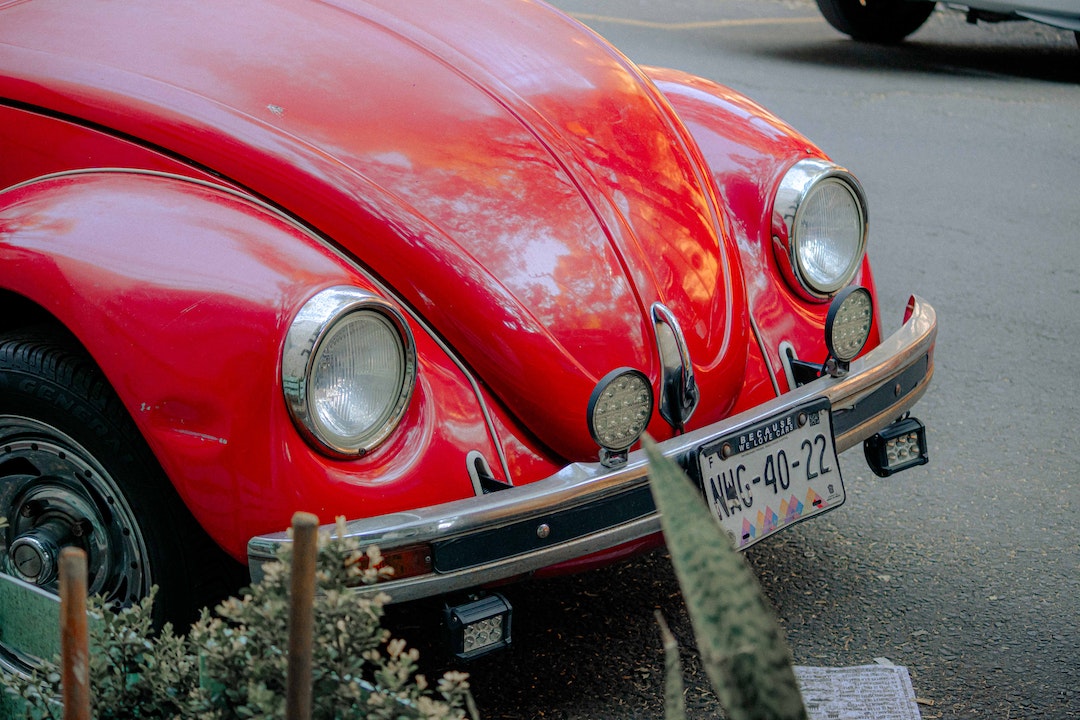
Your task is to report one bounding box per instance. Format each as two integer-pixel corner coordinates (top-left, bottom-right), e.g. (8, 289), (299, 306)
(0, 519), (473, 720)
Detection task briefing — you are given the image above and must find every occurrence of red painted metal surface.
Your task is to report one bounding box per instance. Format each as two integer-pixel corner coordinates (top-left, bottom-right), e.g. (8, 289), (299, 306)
(0, 172), (501, 559)
(650, 69), (884, 400)
(0, 0), (880, 571)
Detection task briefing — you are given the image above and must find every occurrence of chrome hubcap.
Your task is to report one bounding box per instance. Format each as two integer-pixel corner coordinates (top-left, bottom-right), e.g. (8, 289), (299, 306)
(9, 517), (68, 585)
(1, 417), (149, 601)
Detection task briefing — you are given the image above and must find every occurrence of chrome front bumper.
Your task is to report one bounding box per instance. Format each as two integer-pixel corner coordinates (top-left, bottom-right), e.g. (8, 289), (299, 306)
(248, 296), (936, 603)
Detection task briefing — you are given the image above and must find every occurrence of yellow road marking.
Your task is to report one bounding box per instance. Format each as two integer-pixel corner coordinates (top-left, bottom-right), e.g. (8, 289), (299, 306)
(569, 12), (822, 31)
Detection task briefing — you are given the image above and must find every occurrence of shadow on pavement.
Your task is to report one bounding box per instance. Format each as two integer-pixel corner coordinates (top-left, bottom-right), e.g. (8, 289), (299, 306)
(771, 39), (1079, 83)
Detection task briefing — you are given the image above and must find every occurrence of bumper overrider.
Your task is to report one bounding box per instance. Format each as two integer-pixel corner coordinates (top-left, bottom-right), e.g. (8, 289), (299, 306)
(248, 296), (936, 603)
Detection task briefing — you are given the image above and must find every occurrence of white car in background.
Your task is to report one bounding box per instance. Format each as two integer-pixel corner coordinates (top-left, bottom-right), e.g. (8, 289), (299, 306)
(815, 0), (1080, 45)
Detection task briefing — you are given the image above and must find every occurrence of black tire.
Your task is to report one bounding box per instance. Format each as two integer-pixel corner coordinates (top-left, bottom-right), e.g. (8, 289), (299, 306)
(815, 0), (936, 43)
(0, 329), (245, 632)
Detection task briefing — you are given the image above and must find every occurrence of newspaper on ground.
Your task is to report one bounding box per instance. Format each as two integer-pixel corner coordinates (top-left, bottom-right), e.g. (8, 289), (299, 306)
(793, 663), (922, 720)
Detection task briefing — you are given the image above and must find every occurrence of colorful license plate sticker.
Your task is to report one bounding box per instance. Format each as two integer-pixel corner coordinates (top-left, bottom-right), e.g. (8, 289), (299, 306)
(697, 397), (845, 549)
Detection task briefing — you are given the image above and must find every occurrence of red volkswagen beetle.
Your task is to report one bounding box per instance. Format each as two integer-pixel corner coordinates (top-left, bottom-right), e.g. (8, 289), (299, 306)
(0, 0), (935, 656)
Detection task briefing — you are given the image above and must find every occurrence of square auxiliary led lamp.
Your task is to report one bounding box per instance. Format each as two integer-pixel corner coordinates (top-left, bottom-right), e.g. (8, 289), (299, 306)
(444, 593), (512, 660)
(864, 416), (928, 477)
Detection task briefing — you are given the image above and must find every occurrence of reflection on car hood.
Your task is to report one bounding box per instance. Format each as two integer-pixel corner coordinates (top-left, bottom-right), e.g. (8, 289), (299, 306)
(0, 0), (749, 461)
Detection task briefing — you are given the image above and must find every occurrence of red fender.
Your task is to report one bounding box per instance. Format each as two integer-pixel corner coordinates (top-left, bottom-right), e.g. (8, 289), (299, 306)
(651, 68), (883, 400)
(0, 170), (497, 560)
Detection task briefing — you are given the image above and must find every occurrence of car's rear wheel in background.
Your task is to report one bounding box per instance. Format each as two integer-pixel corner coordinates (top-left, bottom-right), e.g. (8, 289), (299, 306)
(0, 329), (244, 640)
(816, 0), (937, 43)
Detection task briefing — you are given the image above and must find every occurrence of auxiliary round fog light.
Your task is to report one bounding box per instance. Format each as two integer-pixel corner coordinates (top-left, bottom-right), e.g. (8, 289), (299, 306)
(587, 368), (653, 452)
(825, 286), (873, 363)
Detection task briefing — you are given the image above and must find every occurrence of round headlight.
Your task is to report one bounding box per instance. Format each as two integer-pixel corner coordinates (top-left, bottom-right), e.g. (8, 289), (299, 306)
(774, 159), (868, 299)
(825, 286), (874, 363)
(587, 368), (653, 452)
(283, 287), (416, 457)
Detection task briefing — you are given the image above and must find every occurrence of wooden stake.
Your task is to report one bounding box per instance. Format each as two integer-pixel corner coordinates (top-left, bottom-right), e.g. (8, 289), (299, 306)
(285, 512), (319, 720)
(59, 547), (90, 720)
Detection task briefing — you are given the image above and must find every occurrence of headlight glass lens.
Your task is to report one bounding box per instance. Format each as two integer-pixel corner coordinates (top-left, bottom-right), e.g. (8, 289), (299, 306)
(773, 159), (868, 300)
(311, 311), (407, 449)
(795, 178), (864, 294)
(283, 287), (416, 457)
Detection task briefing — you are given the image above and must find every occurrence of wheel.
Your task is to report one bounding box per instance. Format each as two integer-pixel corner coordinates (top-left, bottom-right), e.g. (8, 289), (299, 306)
(815, 0), (936, 43)
(0, 329), (244, 636)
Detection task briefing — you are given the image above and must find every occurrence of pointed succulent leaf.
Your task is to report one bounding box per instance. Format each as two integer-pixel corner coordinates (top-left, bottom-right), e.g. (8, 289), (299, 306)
(643, 435), (808, 720)
(656, 610), (687, 720)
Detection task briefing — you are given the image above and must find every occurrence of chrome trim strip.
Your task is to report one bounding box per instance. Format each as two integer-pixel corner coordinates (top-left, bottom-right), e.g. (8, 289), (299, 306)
(749, 311), (782, 397)
(249, 296), (936, 603)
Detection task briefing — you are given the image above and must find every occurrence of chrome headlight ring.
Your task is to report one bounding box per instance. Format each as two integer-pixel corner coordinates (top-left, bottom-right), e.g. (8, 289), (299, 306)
(773, 158), (868, 301)
(283, 286), (417, 458)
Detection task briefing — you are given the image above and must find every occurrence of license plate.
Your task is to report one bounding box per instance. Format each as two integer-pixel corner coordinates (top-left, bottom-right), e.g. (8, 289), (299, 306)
(697, 398), (845, 549)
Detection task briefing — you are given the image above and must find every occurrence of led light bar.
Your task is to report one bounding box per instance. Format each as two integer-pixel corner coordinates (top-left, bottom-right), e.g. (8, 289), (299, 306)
(444, 593), (512, 660)
(864, 416), (928, 477)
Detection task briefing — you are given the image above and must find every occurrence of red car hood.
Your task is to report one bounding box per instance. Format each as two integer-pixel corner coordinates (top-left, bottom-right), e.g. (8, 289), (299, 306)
(0, 0), (749, 461)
